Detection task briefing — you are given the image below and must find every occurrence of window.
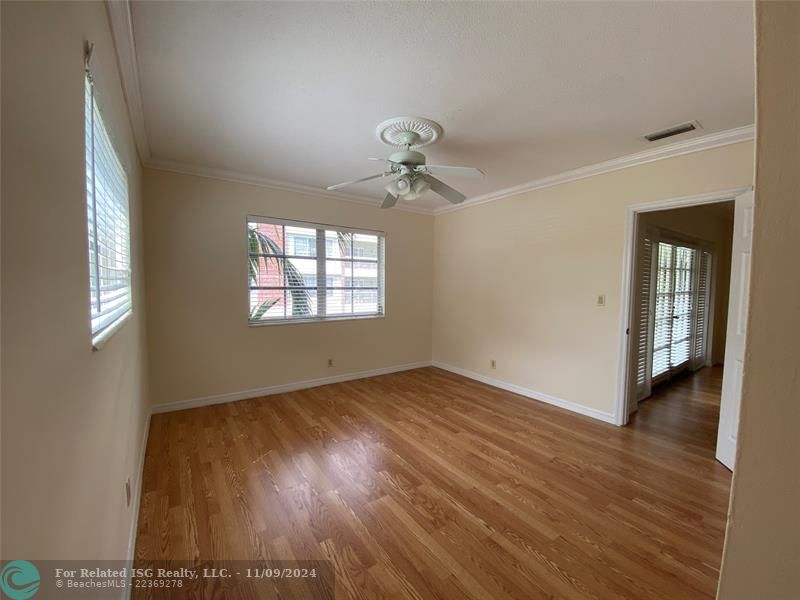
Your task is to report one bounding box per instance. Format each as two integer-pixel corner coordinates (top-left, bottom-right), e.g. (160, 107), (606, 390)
(633, 228), (714, 400)
(85, 75), (131, 346)
(652, 242), (698, 379)
(247, 216), (385, 324)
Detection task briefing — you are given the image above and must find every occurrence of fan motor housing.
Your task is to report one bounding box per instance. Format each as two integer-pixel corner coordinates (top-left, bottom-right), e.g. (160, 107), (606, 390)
(389, 150), (426, 166)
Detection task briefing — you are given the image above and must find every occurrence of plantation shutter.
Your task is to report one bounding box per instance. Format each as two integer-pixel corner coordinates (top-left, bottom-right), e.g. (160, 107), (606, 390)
(691, 250), (712, 369)
(634, 234), (654, 401)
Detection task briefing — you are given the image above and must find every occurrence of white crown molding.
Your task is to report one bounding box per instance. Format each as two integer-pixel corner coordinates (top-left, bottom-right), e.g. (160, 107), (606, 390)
(145, 125), (752, 219)
(144, 158), (435, 215)
(434, 124), (755, 215)
(106, 0), (151, 162)
(431, 361), (617, 424)
(107, 3), (752, 218)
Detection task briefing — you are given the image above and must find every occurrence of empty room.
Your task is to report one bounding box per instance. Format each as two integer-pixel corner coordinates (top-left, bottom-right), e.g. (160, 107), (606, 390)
(2, 1), (798, 600)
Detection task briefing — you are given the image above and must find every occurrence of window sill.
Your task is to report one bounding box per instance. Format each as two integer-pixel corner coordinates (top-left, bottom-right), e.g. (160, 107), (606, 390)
(248, 313), (385, 327)
(92, 310), (133, 351)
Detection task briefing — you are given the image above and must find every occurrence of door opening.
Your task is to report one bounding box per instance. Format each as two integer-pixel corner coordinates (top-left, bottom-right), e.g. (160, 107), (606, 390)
(617, 188), (752, 471)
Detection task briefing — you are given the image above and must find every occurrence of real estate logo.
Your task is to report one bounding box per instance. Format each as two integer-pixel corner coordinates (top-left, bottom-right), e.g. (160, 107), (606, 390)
(0, 561), (40, 600)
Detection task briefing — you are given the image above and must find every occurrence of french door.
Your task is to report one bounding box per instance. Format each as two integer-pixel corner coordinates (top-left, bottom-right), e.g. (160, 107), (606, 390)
(633, 231), (713, 401)
(652, 242), (697, 382)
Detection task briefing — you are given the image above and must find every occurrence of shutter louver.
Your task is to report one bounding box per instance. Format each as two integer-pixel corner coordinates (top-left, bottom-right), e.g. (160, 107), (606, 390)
(692, 251), (712, 368)
(634, 235), (654, 400)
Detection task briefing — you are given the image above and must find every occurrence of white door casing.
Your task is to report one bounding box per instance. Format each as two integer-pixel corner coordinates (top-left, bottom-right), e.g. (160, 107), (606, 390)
(716, 190), (755, 470)
(616, 187), (752, 427)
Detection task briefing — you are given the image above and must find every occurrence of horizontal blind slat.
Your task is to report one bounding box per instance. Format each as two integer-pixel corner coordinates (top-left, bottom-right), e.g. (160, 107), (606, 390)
(86, 76), (131, 341)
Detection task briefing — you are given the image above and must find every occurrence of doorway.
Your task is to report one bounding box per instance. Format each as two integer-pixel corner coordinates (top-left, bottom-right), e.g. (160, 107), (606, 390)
(617, 188), (753, 470)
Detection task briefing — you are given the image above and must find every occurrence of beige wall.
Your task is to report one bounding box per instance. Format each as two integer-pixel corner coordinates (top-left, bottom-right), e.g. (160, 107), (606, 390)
(639, 202), (735, 365)
(143, 169), (434, 406)
(717, 2), (800, 597)
(433, 142), (754, 416)
(1, 1), (149, 559)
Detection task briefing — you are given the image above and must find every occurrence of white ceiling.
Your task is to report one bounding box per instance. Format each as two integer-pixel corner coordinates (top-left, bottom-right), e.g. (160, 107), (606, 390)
(130, 1), (754, 210)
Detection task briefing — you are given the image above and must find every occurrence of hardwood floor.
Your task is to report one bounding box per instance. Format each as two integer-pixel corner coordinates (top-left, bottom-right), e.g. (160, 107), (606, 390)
(134, 366), (731, 599)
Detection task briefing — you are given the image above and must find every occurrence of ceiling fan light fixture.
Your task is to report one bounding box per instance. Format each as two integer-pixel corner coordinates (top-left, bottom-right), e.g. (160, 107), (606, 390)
(327, 117), (484, 209)
(412, 176), (430, 195)
(385, 174), (413, 196)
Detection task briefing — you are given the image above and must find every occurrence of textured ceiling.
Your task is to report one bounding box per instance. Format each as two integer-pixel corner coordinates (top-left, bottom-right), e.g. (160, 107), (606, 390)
(131, 1), (754, 209)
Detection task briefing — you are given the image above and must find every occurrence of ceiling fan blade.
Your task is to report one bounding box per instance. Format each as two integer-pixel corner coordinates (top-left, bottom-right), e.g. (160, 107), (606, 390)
(422, 174), (466, 204)
(380, 192), (398, 209)
(422, 165), (484, 178)
(326, 172), (389, 191)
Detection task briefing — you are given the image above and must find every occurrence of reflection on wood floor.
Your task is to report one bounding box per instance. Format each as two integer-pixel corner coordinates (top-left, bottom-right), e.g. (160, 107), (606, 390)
(134, 366), (731, 599)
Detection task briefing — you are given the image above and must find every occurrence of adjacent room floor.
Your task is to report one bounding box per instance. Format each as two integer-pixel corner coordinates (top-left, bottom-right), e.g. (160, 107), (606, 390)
(134, 367), (731, 599)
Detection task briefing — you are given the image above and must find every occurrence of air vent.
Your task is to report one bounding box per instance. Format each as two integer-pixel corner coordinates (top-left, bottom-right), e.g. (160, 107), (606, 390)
(645, 121), (701, 142)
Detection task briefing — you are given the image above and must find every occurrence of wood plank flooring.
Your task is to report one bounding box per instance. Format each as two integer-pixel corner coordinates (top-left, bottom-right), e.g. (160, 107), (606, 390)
(134, 366), (731, 599)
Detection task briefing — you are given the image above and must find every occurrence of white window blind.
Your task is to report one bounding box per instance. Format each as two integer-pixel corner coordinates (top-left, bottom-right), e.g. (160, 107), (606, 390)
(85, 75), (131, 343)
(248, 216), (385, 324)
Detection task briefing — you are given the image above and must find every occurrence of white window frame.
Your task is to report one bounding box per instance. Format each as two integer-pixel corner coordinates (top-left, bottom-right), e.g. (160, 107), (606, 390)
(247, 216), (386, 325)
(85, 73), (132, 349)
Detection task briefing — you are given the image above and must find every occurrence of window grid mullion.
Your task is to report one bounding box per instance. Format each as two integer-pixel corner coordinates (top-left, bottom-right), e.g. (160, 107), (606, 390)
(378, 236), (385, 313)
(349, 258), (354, 314)
(316, 229), (326, 317)
(281, 225), (287, 319)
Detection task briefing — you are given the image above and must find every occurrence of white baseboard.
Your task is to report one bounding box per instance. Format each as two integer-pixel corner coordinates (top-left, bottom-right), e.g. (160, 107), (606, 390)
(124, 409), (150, 598)
(151, 361), (432, 414)
(431, 361), (617, 425)
(127, 358), (612, 585)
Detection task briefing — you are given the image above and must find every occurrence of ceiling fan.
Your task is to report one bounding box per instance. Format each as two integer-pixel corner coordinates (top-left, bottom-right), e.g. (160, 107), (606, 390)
(326, 117), (484, 208)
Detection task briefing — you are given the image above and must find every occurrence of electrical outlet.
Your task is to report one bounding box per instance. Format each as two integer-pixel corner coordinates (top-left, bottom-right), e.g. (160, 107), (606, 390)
(327, 358), (334, 367)
(490, 359), (496, 369)
(125, 477), (132, 507)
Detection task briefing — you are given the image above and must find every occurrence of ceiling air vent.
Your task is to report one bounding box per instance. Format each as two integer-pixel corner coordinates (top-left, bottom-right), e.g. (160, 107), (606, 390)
(644, 120), (701, 142)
